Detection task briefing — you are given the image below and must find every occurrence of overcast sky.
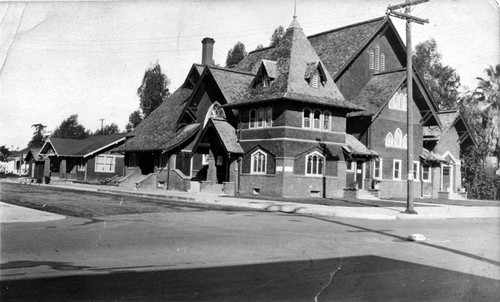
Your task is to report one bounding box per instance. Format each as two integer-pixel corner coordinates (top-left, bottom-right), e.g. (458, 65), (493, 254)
(1, 0), (498, 150)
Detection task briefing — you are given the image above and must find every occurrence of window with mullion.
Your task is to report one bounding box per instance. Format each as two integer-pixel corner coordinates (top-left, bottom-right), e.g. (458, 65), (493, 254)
(250, 150), (267, 174)
(249, 109), (256, 128)
(306, 152), (324, 176)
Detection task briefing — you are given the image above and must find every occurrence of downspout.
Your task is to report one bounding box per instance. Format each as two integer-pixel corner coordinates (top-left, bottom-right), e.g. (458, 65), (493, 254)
(237, 157), (241, 196)
(236, 121), (242, 196)
(166, 153), (171, 190)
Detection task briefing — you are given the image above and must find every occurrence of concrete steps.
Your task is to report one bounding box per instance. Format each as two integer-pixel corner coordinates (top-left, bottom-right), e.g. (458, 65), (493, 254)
(118, 173), (151, 189)
(200, 184), (223, 195)
(356, 189), (379, 200)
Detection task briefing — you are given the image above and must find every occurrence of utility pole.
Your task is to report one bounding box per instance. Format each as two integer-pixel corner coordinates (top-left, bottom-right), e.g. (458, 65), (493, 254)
(387, 0), (429, 214)
(99, 118), (104, 132)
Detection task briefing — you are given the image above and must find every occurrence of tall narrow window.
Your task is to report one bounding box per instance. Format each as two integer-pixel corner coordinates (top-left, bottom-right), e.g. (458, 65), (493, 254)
(313, 110), (321, 129)
(373, 158), (382, 179)
(401, 93), (407, 111)
(412, 161), (420, 181)
(402, 134), (407, 149)
(257, 108), (265, 128)
(311, 73), (319, 88)
(265, 107), (273, 127)
(393, 159), (402, 180)
(263, 75), (270, 87)
(422, 165), (431, 181)
(375, 44), (380, 71)
(385, 133), (394, 147)
(249, 109), (256, 128)
(323, 111), (331, 131)
(303, 109), (311, 128)
(251, 150), (266, 174)
(306, 152), (324, 176)
(380, 53), (385, 71)
(368, 50), (374, 69)
(394, 128), (403, 147)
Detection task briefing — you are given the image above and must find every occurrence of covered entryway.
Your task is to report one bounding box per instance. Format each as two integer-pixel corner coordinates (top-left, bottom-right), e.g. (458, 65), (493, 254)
(355, 160), (364, 189)
(441, 165), (452, 192)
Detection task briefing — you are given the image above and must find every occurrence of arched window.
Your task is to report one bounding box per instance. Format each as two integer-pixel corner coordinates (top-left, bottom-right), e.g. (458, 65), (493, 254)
(368, 50), (374, 69)
(249, 109), (256, 128)
(402, 134), (407, 149)
(323, 111), (331, 131)
(313, 110), (321, 129)
(385, 132), (394, 147)
(251, 150), (267, 174)
(401, 93), (407, 111)
(306, 152), (324, 176)
(265, 107), (273, 127)
(380, 53), (385, 71)
(375, 44), (380, 71)
(394, 128), (403, 147)
(303, 108), (311, 128)
(257, 108), (265, 127)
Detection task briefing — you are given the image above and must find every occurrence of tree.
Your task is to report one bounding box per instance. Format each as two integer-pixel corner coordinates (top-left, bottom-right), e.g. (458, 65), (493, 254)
(125, 110), (143, 133)
(413, 39), (461, 110)
(0, 145), (11, 162)
(255, 44), (264, 50)
(225, 41), (247, 67)
(269, 25), (284, 47)
(461, 144), (500, 200)
(137, 62), (170, 118)
(474, 64), (500, 156)
(94, 123), (120, 135)
(52, 114), (90, 139)
(28, 123), (46, 148)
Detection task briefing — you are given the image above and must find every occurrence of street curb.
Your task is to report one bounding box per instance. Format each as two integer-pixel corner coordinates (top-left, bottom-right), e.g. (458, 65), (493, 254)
(3, 180), (499, 220)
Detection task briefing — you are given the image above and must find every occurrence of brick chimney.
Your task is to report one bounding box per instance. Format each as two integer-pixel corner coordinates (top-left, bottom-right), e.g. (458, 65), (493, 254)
(201, 37), (215, 66)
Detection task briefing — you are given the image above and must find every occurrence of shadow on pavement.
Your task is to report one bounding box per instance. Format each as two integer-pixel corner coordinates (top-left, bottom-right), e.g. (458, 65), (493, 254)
(310, 216), (500, 267)
(1, 255), (499, 301)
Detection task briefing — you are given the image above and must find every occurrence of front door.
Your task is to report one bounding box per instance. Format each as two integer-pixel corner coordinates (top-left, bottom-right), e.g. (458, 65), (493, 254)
(442, 166), (451, 192)
(355, 161), (364, 189)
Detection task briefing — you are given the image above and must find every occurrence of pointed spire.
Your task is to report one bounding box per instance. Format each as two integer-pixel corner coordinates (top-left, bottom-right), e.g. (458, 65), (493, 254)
(288, 15), (302, 30)
(288, 0), (302, 30)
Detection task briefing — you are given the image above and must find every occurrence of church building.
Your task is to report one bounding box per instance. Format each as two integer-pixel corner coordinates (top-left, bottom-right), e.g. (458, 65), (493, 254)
(116, 16), (474, 199)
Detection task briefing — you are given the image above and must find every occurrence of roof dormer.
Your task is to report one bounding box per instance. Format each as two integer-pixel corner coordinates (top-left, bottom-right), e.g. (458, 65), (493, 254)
(252, 59), (277, 88)
(305, 61), (327, 88)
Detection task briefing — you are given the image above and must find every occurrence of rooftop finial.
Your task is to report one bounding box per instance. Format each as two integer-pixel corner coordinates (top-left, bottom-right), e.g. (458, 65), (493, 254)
(293, 0), (297, 18)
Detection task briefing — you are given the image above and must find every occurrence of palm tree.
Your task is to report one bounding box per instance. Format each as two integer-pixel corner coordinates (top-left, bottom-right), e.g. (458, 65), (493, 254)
(474, 64), (500, 156)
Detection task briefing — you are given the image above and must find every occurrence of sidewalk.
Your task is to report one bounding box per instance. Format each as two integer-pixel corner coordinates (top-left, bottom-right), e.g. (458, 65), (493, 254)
(31, 181), (500, 220)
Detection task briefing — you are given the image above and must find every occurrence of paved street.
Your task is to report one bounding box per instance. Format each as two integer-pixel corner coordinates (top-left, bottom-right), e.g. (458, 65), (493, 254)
(1, 184), (500, 301)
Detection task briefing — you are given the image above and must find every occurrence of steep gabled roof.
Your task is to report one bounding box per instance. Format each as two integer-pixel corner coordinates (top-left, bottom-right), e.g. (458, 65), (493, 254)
(207, 66), (255, 104)
(308, 17), (387, 79)
(424, 110), (477, 147)
(210, 119), (244, 154)
(117, 87), (194, 151)
(348, 69), (406, 117)
(229, 17), (360, 110)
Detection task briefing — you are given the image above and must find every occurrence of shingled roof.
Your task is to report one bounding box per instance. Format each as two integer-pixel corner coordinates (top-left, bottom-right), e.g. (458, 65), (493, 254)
(40, 134), (127, 158)
(207, 66), (255, 104)
(348, 69), (406, 117)
(229, 17), (360, 110)
(117, 87), (195, 152)
(344, 134), (378, 157)
(423, 110), (477, 146)
(238, 17), (387, 80)
(211, 119), (244, 154)
(308, 17), (386, 78)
